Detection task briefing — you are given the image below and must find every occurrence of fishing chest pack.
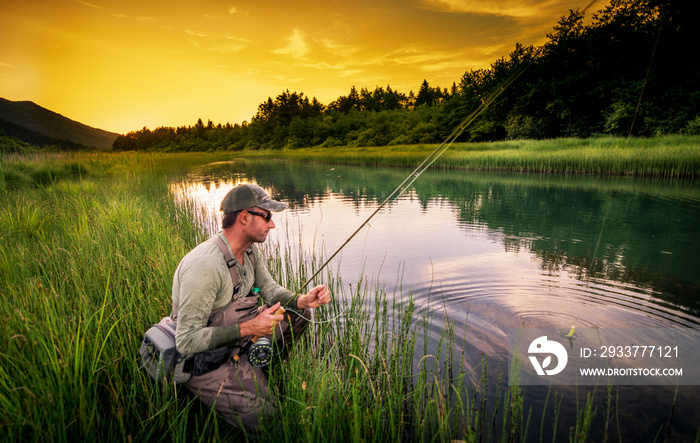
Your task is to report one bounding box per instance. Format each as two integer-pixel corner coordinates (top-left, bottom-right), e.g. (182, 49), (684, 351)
(139, 316), (192, 383)
(138, 236), (254, 384)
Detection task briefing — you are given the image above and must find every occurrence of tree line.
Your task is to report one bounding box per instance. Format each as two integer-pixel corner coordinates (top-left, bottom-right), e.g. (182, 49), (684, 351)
(0, 121), (96, 151)
(113, 0), (700, 152)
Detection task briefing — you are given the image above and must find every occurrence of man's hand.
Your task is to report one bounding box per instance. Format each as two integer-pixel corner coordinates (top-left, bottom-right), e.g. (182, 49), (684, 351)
(240, 302), (285, 337)
(297, 285), (332, 309)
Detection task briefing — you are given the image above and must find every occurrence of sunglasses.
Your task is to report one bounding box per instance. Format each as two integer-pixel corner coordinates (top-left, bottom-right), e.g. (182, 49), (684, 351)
(246, 209), (272, 222)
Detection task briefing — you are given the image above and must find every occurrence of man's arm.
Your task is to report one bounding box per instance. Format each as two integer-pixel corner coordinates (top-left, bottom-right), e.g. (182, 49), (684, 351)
(250, 247), (332, 311)
(174, 255), (241, 354)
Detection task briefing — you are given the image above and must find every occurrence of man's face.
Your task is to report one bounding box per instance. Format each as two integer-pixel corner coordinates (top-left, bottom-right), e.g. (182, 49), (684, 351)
(244, 207), (275, 243)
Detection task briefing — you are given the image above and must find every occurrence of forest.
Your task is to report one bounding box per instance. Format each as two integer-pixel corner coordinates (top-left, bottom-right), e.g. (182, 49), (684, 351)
(112, 0), (700, 152)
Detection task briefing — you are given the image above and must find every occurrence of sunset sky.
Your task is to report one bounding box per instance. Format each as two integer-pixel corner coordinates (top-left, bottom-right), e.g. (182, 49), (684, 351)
(1, 0), (602, 134)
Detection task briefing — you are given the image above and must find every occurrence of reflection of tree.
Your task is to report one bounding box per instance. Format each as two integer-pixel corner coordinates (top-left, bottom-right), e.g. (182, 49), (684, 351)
(533, 250), (700, 320)
(181, 159), (699, 312)
(438, 174), (700, 312)
(187, 159), (419, 209)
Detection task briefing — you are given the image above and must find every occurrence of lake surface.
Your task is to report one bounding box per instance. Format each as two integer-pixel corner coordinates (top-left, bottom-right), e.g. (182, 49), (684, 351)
(170, 158), (700, 440)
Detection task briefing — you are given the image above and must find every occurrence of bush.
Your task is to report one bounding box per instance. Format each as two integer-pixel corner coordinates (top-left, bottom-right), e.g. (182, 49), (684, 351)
(506, 114), (547, 140)
(317, 137), (343, 148)
(0, 166), (33, 190)
(0, 135), (37, 154)
(682, 116), (700, 136)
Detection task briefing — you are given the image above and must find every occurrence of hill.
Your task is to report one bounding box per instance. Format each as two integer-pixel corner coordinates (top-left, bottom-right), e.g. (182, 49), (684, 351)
(0, 98), (118, 150)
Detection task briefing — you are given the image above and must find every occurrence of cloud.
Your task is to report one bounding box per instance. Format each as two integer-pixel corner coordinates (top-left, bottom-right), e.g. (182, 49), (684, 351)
(357, 43), (502, 78)
(418, 0), (560, 18)
(223, 35), (252, 44)
(338, 69), (364, 78)
(272, 29), (309, 58)
(321, 39), (359, 58)
(266, 73), (302, 83)
(71, 0), (102, 9)
(206, 43), (246, 53)
(135, 16), (160, 24)
(206, 6), (240, 19)
(185, 30), (209, 38)
(296, 60), (349, 71)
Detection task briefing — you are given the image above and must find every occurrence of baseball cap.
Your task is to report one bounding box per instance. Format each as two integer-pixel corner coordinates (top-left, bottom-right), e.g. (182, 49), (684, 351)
(220, 183), (287, 214)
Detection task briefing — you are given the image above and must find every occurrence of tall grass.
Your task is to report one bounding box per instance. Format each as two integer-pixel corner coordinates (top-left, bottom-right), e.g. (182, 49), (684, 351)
(0, 153), (211, 441)
(0, 151), (624, 441)
(259, 235), (536, 442)
(239, 135), (700, 178)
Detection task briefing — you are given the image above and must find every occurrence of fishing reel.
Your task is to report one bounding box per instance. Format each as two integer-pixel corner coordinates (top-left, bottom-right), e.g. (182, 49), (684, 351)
(248, 338), (274, 367)
(234, 305), (285, 367)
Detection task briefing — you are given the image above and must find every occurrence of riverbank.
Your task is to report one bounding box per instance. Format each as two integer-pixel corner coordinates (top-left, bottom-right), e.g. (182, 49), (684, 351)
(238, 135), (700, 178)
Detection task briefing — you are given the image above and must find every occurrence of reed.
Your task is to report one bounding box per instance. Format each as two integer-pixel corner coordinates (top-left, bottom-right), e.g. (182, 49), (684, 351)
(0, 153), (208, 441)
(0, 151), (650, 441)
(239, 135), (700, 178)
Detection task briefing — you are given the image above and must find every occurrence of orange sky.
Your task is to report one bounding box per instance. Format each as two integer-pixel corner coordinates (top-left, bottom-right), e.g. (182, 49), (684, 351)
(0, 0), (602, 134)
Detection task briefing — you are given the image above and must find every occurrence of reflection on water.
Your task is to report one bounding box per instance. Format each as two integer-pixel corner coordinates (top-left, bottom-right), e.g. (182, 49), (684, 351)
(170, 158), (700, 440)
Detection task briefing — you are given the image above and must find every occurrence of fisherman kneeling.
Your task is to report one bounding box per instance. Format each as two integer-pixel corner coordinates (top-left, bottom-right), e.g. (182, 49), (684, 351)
(171, 183), (331, 431)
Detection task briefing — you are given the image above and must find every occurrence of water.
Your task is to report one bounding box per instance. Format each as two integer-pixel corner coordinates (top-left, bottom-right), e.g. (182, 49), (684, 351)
(170, 158), (700, 440)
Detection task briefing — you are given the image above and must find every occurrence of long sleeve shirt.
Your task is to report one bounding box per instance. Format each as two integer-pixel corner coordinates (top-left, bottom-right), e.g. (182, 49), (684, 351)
(171, 232), (297, 355)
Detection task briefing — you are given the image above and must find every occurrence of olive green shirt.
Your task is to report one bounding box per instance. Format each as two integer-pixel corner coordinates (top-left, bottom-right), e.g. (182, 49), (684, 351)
(171, 232), (297, 355)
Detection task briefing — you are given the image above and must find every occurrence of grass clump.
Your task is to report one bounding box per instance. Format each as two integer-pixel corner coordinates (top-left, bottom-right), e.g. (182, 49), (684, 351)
(0, 153), (91, 191)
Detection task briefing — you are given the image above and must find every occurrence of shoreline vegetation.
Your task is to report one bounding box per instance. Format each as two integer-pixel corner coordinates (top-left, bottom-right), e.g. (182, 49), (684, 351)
(0, 144), (696, 441)
(2, 136), (699, 187)
(237, 135), (700, 178)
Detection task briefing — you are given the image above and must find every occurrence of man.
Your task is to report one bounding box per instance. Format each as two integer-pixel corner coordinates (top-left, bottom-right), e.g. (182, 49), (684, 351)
(171, 183), (331, 431)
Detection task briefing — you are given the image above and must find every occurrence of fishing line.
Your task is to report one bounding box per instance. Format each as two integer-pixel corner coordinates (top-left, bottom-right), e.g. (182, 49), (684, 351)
(287, 63), (531, 304)
(287, 0), (603, 304)
(250, 0), (610, 364)
(629, 19), (663, 137)
(248, 308), (346, 367)
(292, 309), (344, 324)
(592, 200), (611, 262)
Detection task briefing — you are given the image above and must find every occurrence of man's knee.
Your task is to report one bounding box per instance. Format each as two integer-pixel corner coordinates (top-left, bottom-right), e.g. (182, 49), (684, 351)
(185, 360), (276, 431)
(213, 389), (276, 432)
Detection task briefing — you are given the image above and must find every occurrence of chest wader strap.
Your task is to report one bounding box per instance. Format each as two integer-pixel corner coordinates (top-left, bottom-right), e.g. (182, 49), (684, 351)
(206, 235), (255, 326)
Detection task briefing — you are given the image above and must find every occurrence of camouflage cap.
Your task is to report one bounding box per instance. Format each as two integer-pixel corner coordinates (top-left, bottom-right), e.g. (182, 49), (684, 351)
(220, 183), (287, 214)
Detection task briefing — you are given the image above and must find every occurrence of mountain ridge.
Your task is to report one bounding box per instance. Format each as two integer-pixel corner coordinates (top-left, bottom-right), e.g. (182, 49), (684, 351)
(0, 98), (119, 150)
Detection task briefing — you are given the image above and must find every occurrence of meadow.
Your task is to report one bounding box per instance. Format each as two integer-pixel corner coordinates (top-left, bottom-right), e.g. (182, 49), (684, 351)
(0, 140), (694, 441)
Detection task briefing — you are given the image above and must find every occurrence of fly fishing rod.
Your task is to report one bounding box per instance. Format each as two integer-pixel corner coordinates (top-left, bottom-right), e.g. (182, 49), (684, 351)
(288, 0), (603, 304)
(237, 67), (530, 367)
(246, 0), (604, 366)
(286, 62), (531, 305)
